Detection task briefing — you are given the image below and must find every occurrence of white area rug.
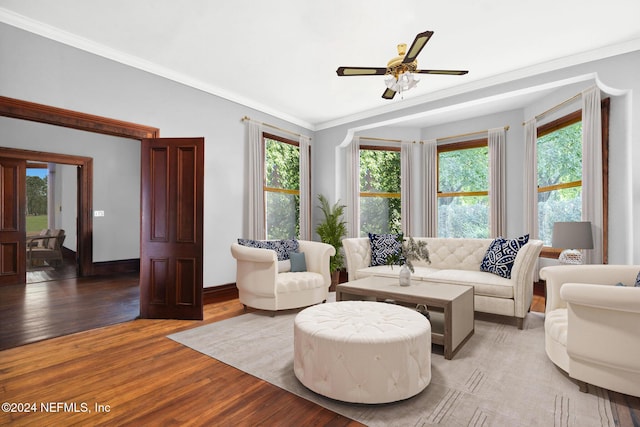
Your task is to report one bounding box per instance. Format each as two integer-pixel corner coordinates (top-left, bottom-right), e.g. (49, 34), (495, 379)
(168, 298), (614, 426)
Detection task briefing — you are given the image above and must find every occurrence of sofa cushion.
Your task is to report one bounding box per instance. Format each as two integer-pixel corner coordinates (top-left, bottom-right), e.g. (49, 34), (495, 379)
(355, 265), (440, 280)
(277, 272), (324, 292)
(368, 233), (403, 266)
(480, 234), (529, 279)
(238, 238), (299, 261)
(425, 269), (514, 299)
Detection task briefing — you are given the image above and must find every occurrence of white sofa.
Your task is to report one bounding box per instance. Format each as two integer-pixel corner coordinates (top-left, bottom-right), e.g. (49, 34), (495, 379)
(342, 237), (543, 328)
(230, 240), (335, 312)
(540, 265), (640, 397)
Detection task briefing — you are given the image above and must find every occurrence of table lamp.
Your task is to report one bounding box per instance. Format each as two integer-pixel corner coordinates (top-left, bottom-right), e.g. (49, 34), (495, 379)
(552, 221), (594, 264)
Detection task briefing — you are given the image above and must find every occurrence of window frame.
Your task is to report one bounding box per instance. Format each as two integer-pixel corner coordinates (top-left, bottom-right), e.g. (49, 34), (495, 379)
(436, 138), (489, 238)
(262, 132), (309, 239)
(358, 144), (401, 236)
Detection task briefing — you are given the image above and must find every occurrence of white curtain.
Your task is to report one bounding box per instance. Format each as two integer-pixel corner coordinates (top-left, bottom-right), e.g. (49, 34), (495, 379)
(400, 141), (413, 235)
(346, 137), (360, 238)
(488, 128), (506, 237)
(422, 139), (438, 237)
(248, 121), (265, 239)
(523, 119), (539, 281)
(523, 119), (538, 240)
(581, 86), (603, 264)
(298, 135), (311, 240)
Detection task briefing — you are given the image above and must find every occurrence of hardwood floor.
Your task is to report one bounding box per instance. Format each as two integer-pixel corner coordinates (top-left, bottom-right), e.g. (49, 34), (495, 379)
(0, 280), (360, 426)
(0, 272), (139, 351)
(0, 276), (637, 426)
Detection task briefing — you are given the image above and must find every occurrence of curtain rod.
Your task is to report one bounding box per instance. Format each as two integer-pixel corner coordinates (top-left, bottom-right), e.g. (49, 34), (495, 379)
(358, 136), (417, 144)
(241, 116), (311, 140)
(522, 92), (582, 125)
(432, 125), (510, 144)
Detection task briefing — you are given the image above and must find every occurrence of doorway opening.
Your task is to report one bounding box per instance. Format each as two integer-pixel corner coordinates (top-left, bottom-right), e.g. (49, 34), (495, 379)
(26, 162), (78, 283)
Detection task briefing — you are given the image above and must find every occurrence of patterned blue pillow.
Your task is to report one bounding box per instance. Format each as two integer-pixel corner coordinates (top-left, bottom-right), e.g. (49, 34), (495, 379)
(635, 271), (640, 287)
(368, 233), (403, 266)
(480, 234), (529, 279)
(237, 238), (299, 261)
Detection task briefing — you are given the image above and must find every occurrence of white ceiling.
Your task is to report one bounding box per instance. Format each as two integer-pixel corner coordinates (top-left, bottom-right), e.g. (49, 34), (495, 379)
(2, 0), (640, 130)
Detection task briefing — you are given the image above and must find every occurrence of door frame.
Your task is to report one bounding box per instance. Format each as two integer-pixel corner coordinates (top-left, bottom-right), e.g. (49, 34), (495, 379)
(0, 96), (159, 277)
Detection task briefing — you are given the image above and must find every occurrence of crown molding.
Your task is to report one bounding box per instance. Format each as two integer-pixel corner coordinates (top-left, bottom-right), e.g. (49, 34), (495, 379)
(0, 8), (316, 131)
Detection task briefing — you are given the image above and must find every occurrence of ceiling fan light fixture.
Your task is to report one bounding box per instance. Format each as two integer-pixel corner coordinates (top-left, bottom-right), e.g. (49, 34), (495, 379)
(385, 71), (418, 94)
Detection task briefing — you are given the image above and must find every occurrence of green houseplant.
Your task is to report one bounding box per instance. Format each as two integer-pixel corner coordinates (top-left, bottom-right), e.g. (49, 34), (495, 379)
(315, 194), (347, 286)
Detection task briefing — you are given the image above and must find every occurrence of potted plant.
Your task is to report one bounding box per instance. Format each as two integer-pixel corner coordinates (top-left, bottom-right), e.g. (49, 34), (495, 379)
(315, 194), (347, 287)
(386, 236), (430, 286)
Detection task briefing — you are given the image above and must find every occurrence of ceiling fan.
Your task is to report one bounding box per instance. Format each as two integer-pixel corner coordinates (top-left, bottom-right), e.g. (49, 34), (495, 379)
(336, 30), (468, 99)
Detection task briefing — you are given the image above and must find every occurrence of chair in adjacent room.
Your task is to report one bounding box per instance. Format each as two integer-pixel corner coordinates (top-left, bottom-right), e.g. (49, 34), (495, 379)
(27, 229), (66, 269)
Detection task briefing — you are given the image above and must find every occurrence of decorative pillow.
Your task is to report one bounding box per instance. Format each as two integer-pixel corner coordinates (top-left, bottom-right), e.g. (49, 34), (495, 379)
(289, 252), (307, 272)
(480, 234), (529, 279)
(635, 271), (640, 287)
(278, 260), (291, 273)
(368, 233), (403, 267)
(237, 238), (299, 261)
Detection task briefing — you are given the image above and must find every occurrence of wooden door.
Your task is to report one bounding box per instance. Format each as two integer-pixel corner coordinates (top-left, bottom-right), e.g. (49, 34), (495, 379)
(140, 138), (204, 320)
(0, 158), (26, 285)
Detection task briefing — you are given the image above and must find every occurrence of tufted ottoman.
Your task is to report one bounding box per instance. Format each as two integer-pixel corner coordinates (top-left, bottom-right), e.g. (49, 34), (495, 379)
(293, 300), (431, 404)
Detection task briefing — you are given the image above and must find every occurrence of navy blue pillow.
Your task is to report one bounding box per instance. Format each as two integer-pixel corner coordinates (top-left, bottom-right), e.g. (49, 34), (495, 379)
(368, 233), (403, 266)
(237, 238), (299, 261)
(480, 234), (529, 279)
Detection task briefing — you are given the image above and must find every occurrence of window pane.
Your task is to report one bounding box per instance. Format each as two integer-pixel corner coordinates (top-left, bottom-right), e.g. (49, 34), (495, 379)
(359, 148), (401, 236)
(360, 197), (401, 236)
(438, 146), (488, 193)
(265, 138), (299, 190)
(438, 196), (489, 238)
(265, 192), (299, 239)
(538, 187), (581, 246)
(360, 150), (400, 193)
(537, 122), (582, 187)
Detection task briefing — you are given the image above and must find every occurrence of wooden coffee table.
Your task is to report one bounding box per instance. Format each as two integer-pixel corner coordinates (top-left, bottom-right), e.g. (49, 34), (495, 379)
(336, 276), (474, 360)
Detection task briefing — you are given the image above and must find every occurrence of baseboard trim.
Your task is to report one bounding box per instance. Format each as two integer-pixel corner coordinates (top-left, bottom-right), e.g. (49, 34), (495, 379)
(203, 283), (238, 303)
(92, 259), (140, 275)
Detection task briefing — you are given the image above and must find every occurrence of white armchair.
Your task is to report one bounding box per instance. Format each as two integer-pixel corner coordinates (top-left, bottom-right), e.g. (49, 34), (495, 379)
(540, 265), (640, 397)
(230, 240), (336, 312)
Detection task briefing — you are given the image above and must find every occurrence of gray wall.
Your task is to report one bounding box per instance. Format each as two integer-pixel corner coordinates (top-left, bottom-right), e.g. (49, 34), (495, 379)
(1, 23), (309, 286)
(2, 22), (639, 288)
(314, 51), (640, 265)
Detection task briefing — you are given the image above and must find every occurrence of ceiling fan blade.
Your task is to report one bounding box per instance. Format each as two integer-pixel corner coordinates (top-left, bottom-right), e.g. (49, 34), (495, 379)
(402, 31), (434, 64)
(382, 88), (396, 99)
(415, 69), (469, 75)
(336, 67), (387, 76)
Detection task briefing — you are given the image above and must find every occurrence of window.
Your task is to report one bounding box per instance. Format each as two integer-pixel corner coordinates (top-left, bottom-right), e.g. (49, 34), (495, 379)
(437, 140), (489, 238)
(359, 146), (401, 236)
(263, 133), (300, 239)
(536, 111), (582, 246)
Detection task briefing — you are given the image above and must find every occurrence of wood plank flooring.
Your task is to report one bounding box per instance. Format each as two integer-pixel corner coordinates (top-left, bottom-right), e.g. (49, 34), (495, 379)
(0, 276), (637, 426)
(0, 285), (361, 426)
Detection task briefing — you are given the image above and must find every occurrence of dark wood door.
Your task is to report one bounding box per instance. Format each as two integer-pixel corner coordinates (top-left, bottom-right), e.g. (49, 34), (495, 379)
(140, 138), (204, 320)
(0, 158), (26, 285)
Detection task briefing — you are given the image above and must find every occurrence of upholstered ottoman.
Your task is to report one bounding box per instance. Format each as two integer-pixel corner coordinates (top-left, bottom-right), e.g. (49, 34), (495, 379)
(293, 300), (431, 404)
